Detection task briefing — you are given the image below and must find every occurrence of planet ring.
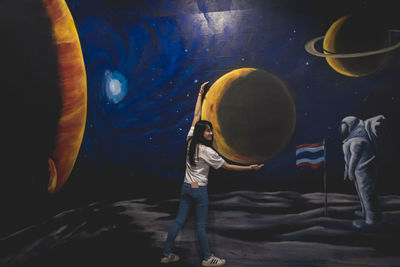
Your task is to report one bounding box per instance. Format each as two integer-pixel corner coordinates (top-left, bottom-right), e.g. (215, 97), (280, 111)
(305, 32), (400, 58)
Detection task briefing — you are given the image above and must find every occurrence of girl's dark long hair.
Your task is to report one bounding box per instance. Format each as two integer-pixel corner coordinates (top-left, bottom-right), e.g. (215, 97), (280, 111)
(187, 120), (213, 166)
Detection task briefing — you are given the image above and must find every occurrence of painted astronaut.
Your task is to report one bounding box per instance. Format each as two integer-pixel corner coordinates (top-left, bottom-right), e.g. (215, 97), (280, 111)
(341, 116), (381, 229)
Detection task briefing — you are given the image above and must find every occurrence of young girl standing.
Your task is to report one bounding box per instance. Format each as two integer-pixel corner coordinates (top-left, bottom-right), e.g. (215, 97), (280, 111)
(161, 81), (264, 266)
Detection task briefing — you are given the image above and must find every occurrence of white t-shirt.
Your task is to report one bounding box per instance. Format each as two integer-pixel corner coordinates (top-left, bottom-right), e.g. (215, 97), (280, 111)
(184, 126), (225, 186)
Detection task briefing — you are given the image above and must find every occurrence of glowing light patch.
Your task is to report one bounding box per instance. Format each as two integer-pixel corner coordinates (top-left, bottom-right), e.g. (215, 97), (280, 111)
(109, 79), (122, 95)
(104, 70), (128, 104)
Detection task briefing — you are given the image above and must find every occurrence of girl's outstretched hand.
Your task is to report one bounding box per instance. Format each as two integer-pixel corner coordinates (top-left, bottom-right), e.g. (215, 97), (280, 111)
(199, 81), (209, 96)
(250, 164), (264, 171)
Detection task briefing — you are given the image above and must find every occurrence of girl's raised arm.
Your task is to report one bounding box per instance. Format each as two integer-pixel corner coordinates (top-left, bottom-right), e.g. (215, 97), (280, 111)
(191, 81), (209, 126)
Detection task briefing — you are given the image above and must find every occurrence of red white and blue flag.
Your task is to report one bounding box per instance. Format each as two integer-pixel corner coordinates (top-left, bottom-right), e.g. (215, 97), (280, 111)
(296, 141), (325, 168)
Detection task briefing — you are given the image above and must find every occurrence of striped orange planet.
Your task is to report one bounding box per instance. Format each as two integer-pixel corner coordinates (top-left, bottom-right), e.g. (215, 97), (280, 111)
(43, 0), (87, 193)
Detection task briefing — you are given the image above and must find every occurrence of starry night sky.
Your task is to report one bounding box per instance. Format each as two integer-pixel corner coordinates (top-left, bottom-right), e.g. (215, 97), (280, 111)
(61, 0), (400, 199)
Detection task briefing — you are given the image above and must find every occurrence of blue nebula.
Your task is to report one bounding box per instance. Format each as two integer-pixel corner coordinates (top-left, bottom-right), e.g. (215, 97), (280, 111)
(104, 70), (128, 104)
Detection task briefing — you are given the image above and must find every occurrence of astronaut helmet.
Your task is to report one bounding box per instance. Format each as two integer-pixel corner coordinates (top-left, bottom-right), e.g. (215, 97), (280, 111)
(340, 116), (361, 140)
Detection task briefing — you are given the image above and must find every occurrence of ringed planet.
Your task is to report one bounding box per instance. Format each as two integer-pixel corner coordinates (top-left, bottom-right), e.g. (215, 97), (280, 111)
(305, 15), (400, 77)
(202, 68), (296, 164)
(305, 33), (400, 58)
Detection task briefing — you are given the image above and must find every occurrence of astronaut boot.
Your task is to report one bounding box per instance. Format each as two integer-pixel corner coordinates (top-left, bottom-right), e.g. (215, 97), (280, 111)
(352, 219), (381, 230)
(354, 210), (365, 218)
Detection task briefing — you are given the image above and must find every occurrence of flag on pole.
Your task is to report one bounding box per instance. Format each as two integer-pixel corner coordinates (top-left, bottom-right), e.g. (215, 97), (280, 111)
(296, 141), (325, 168)
(296, 140), (328, 216)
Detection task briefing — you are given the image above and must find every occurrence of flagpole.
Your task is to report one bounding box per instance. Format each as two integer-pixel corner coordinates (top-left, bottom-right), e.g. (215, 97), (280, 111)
(323, 138), (328, 216)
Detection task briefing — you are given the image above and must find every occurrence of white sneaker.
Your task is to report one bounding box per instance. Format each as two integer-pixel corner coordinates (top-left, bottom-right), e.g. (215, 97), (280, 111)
(160, 253), (180, 263)
(202, 254), (226, 266)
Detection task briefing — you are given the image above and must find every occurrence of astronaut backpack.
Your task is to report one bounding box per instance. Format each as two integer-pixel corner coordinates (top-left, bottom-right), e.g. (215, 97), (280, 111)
(364, 115), (394, 167)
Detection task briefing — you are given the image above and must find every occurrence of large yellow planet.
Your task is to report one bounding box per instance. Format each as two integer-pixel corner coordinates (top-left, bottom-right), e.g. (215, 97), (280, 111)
(202, 68), (296, 164)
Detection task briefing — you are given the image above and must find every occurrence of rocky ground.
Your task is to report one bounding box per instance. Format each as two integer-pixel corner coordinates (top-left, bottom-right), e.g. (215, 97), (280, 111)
(1, 191), (400, 266)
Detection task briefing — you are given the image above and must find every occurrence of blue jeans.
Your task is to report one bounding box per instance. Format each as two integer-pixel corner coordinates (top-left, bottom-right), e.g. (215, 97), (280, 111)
(163, 183), (211, 259)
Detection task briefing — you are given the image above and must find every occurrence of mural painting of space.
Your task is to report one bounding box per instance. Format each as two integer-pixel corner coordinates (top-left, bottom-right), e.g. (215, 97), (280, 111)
(1, 0), (400, 266)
